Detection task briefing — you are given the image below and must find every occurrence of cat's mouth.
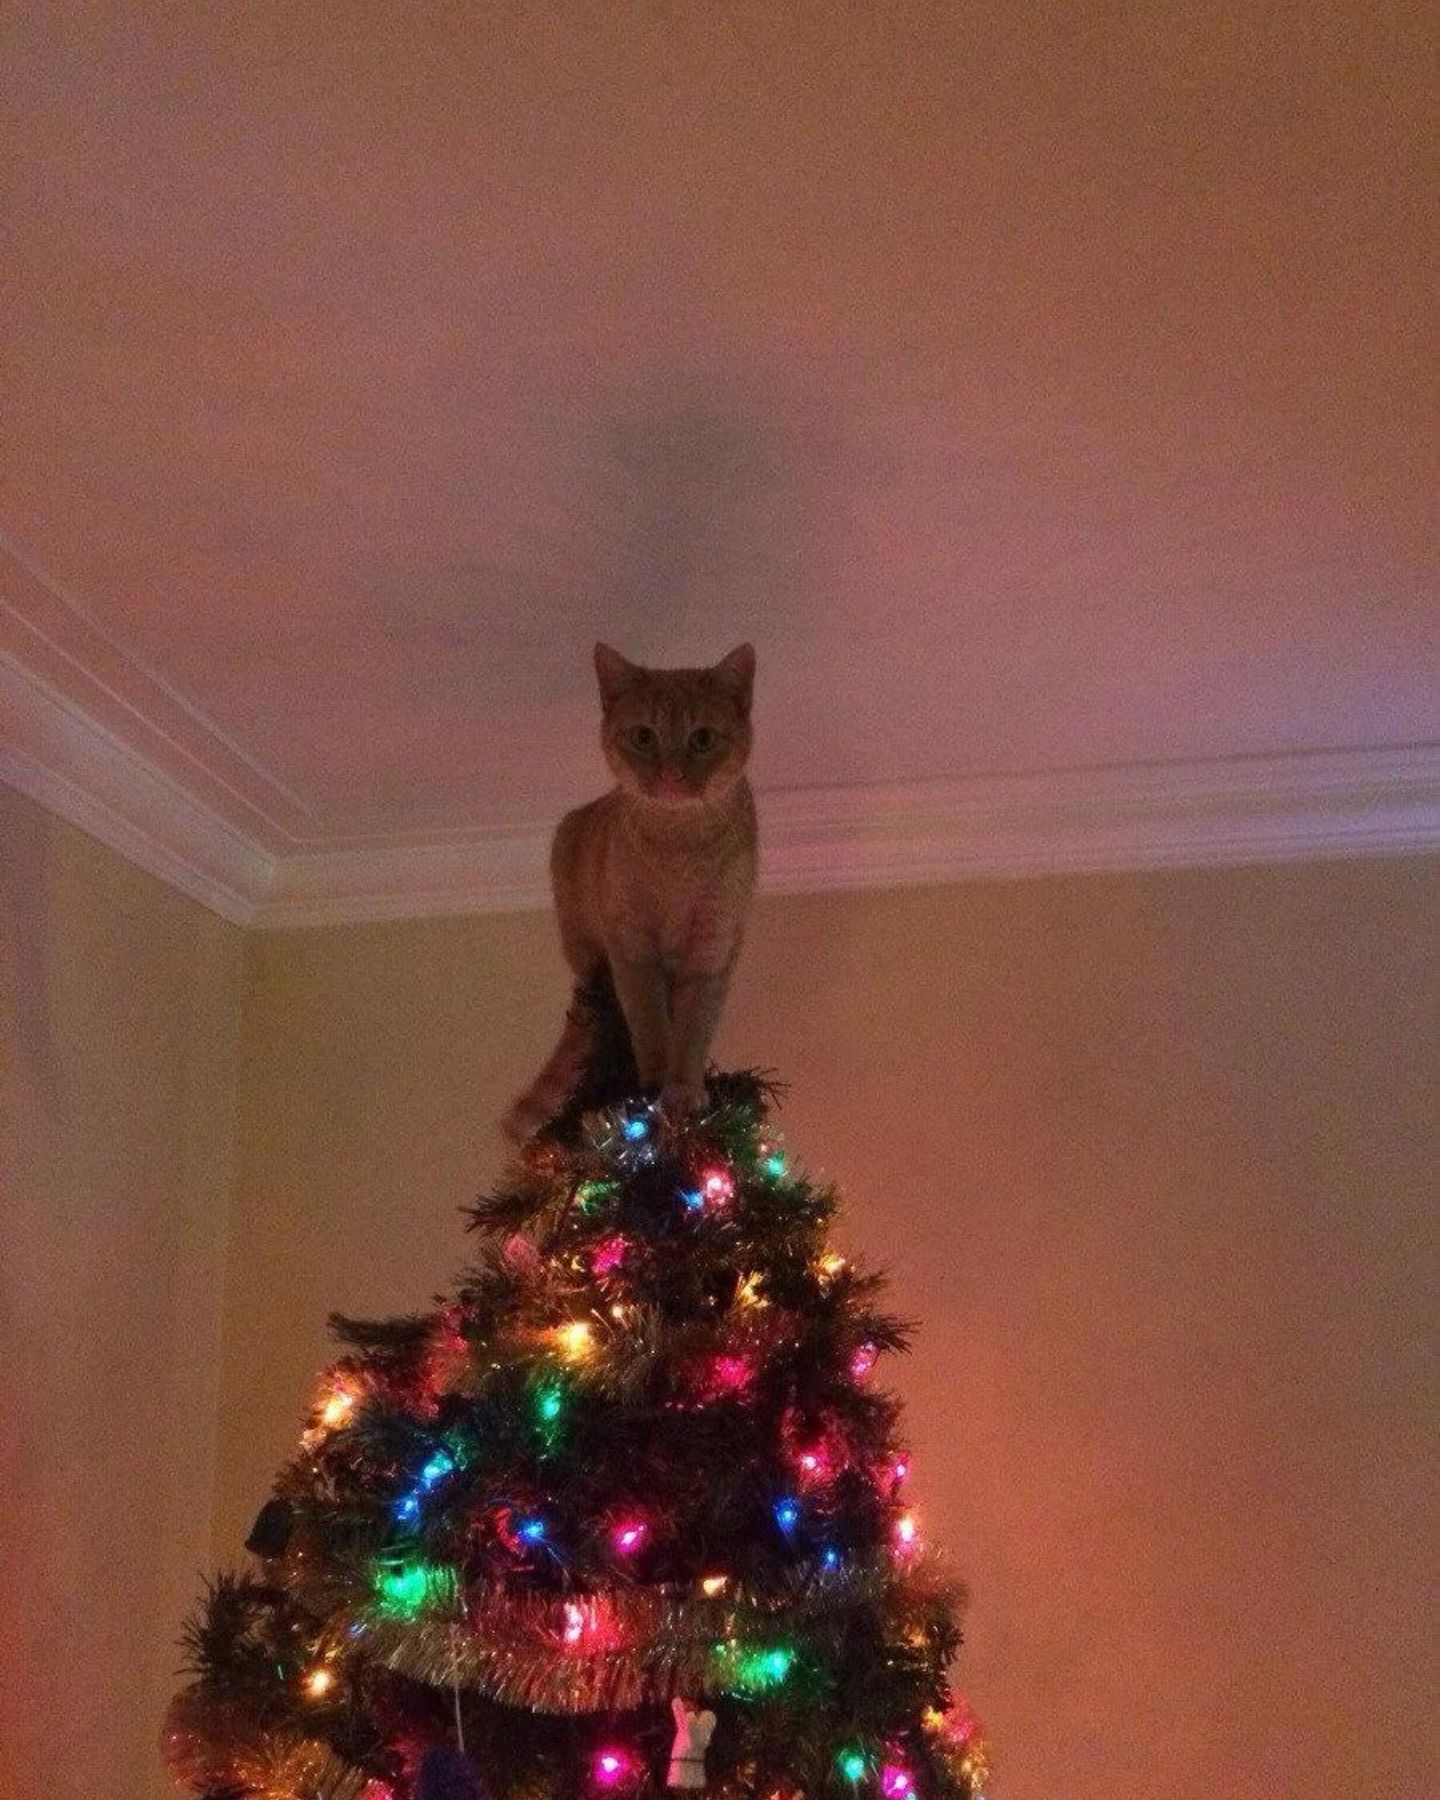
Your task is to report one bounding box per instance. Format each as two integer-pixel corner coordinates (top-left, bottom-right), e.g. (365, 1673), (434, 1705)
(641, 782), (706, 810)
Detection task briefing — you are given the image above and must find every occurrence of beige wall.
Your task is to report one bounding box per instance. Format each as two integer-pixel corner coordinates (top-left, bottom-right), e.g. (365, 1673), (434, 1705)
(0, 788), (243, 1800)
(1, 811), (1432, 1800)
(220, 856), (1437, 1800)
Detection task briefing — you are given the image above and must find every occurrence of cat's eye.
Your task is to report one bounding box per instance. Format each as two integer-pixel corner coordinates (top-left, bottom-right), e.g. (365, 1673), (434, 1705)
(687, 726), (719, 754)
(628, 725), (659, 753)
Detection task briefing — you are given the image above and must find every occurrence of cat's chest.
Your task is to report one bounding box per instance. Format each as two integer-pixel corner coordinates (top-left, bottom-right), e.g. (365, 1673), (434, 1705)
(602, 834), (749, 957)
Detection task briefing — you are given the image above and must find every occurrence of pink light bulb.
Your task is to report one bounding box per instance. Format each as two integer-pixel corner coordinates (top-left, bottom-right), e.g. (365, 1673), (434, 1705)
(711, 1354), (752, 1393)
(612, 1519), (647, 1554)
(591, 1235), (629, 1275)
(850, 1342), (878, 1378)
(594, 1747), (635, 1786)
(882, 1765), (915, 1798)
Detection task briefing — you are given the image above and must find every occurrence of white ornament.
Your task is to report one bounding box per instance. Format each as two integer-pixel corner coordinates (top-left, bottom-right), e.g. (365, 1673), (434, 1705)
(667, 1696), (717, 1790)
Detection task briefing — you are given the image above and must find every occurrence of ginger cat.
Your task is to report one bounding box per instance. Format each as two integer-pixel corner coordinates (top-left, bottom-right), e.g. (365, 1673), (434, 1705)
(505, 642), (757, 1141)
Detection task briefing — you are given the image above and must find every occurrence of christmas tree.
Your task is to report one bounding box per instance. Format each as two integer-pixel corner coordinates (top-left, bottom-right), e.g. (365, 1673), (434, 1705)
(163, 980), (990, 1800)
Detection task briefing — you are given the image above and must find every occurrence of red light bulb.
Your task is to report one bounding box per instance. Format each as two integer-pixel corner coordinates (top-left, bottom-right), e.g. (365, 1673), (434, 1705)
(796, 1442), (834, 1484)
(699, 1167), (735, 1206)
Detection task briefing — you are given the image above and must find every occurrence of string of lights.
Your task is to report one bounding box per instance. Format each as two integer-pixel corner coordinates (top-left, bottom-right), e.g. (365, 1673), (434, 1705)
(165, 1068), (989, 1800)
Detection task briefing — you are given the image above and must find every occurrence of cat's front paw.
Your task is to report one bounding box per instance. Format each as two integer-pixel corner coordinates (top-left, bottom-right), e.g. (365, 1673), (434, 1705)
(659, 1078), (708, 1120)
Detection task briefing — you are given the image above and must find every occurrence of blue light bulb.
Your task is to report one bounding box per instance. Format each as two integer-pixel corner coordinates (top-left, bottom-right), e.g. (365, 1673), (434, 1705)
(394, 1493), (420, 1524)
(774, 1498), (800, 1533)
(622, 1114), (649, 1141)
(419, 1450), (453, 1488)
(682, 1188), (705, 1212)
(519, 1515), (547, 1543)
(821, 1546), (841, 1569)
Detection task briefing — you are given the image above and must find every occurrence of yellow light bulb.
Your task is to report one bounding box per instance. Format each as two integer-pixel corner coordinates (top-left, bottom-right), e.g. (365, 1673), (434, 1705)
(555, 1320), (594, 1361)
(700, 1574), (730, 1597)
(318, 1386), (356, 1429)
(736, 1272), (766, 1308)
(820, 1252), (847, 1279)
(304, 1666), (335, 1699)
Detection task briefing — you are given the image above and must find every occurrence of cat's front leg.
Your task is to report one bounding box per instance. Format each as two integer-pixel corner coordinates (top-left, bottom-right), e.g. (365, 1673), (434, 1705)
(607, 952), (671, 1090)
(663, 963), (732, 1116)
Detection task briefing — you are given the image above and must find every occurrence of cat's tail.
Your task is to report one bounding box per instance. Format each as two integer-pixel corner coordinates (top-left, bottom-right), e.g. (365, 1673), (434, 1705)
(502, 991), (593, 1144)
(502, 965), (639, 1144)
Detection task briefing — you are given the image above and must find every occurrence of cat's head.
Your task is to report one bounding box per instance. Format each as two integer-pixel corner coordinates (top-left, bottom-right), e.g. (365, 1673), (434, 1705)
(594, 642), (755, 808)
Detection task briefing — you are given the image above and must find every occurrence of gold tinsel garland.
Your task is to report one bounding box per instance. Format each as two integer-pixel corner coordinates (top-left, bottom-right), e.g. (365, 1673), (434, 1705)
(176, 1085), (988, 1797)
(307, 1558), (963, 1714)
(161, 1685), (377, 1800)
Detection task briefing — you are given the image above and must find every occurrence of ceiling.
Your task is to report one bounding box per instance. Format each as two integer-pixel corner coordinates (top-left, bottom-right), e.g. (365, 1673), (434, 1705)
(2, 1), (1436, 921)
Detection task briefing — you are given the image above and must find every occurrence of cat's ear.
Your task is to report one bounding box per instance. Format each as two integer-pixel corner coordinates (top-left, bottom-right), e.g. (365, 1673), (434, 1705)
(714, 643), (756, 714)
(594, 642), (637, 707)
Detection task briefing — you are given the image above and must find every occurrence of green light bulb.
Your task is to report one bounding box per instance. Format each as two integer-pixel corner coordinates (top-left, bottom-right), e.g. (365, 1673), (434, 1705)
(714, 1640), (797, 1694)
(373, 1559), (453, 1620)
(839, 1750), (867, 1782)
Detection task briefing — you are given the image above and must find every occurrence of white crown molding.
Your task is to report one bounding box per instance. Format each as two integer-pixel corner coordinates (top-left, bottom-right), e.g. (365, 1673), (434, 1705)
(757, 747), (1440, 894)
(0, 651), (274, 924)
(3, 643), (1437, 927)
(0, 537), (318, 842)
